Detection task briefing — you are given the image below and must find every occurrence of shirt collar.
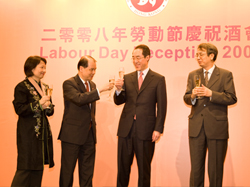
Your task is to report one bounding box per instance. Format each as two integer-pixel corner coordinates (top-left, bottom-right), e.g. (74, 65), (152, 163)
(138, 67), (149, 77)
(79, 76), (88, 85)
(203, 65), (215, 74)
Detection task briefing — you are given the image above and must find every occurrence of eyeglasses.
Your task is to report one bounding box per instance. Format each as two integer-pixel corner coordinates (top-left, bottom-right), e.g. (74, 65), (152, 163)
(131, 56), (144, 61)
(195, 52), (207, 58)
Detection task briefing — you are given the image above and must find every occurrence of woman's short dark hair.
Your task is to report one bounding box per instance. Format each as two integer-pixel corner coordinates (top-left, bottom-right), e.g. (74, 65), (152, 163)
(24, 56), (47, 77)
(77, 55), (96, 70)
(198, 43), (218, 61)
(134, 44), (151, 58)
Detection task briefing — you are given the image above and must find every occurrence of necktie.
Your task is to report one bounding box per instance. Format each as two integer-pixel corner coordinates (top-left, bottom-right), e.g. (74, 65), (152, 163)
(138, 71), (143, 90)
(204, 71), (209, 86)
(85, 82), (89, 92)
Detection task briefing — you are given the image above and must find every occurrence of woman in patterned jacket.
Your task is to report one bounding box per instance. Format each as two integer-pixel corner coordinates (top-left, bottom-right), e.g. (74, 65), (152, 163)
(11, 56), (54, 187)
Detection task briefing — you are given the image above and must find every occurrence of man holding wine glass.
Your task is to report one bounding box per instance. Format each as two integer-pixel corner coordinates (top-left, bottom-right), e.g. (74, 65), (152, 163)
(58, 55), (114, 187)
(108, 67), (125, 98)
(114, 44), (167, 187)
(184, 43), (237, 187)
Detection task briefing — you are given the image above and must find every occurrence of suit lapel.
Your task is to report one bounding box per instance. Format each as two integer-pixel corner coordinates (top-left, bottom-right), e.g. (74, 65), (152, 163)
(89, 81), (95, 91)
(139, 69), (154, 94)
(207, 66), (220, 88)
(26, 78), (42, 98)
(75, 75), (94, 111)
(89, 81), (95, 111)
(129, 69), (154, 94)
(130, 71), (139, 93)
(75, 74), (87, 93)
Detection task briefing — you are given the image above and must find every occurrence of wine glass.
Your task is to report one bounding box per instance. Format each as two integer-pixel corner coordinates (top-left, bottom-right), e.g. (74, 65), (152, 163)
(194, 75), (202, 99)
(118, 67), (125, 91)
(46, 84), (53, 96)
(119, 67), (125, 79)
(108, 75), (115, 98)
(46, 84), (53, 108)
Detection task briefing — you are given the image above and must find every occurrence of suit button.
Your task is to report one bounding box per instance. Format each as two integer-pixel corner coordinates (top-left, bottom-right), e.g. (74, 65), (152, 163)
(204, 104), (206, 107)
(201, 114), (203, 116)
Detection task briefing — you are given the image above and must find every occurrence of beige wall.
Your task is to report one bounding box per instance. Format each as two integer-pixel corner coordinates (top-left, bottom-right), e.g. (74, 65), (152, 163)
(0, 0), (249, 186)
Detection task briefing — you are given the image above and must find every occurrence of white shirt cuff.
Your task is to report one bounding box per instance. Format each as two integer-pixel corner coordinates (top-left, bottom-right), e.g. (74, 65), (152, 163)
(115, 90), (121, 96)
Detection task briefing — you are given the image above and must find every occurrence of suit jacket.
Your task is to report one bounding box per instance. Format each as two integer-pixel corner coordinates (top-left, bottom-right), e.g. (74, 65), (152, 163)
(184, 66), (237, 139)
(58, 74), (100, 145)
(114, 69), (167, 140)
(13, 78), (54, 170)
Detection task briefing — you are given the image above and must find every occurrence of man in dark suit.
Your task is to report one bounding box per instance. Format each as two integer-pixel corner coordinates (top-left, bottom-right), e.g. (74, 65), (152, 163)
(184, 43), (237, 187)
(58, 55), (113, 187)
(114, 44), (167, 187)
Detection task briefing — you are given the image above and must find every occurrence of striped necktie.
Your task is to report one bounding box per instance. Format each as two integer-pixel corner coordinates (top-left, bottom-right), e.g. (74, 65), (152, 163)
(204, 71), (209, 86)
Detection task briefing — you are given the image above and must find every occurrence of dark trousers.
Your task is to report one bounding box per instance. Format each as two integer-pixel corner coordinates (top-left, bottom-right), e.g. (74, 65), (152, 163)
(117, 121), (155, 187)
(11, 169), (43, 187)
(59, 129), (95, 187)
(189, 125), (228, 187)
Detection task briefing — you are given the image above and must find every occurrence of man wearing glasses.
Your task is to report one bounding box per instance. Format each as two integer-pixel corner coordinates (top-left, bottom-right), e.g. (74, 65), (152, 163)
(114, 44), (167, 187)
(184, 43), (237, 187)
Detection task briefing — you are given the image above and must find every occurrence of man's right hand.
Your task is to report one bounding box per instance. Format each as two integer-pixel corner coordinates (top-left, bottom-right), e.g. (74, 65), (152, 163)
(99, 82), (114, 93)
(191, 87), (199, 99)
(115, 78), (124, 91)
(192, 85), (212, 99)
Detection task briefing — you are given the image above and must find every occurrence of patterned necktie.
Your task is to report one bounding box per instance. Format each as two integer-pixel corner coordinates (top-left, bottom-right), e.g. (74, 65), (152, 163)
(85, 82), (89, 92)
(204, 71), (209, 86)
(138, 71), (143, 90)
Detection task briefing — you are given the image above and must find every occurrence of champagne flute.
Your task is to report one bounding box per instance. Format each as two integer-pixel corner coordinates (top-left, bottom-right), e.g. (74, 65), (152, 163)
(46, 84), (53, 96)
(119, 67), (125, 91)
(46, 84), (53, 108)
(108, 75), (115, 97)
(194, 75), (201, 99)
(119, 67), (125, 79)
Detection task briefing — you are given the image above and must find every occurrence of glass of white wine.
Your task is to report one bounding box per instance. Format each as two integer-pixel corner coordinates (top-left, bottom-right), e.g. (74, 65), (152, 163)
(119, 67), (125, 91)
(119, 67), (125, 79)
(46, 84), (53, 108)
(108, 75), (115, 98)
(194, 75), (202, 99)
